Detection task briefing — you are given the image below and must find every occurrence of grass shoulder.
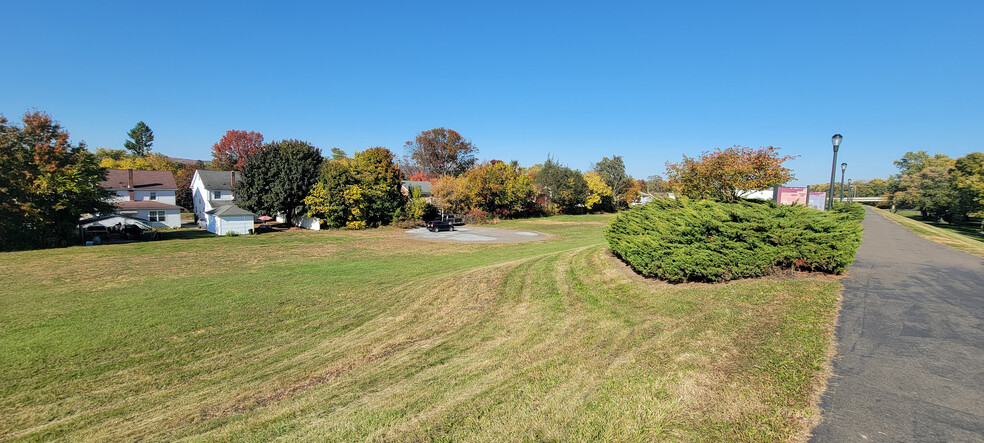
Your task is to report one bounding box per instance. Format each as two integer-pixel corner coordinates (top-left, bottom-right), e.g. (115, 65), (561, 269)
(874, 208), (984, 258)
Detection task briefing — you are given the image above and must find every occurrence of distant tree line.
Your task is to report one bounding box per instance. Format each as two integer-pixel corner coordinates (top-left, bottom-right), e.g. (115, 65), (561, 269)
(2, 107), (812, 249)
(813, 150), (984, 227)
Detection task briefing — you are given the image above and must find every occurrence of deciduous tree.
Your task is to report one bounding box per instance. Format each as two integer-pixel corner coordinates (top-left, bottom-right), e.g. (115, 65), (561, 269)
(583, 171), (615, 212)
(211, 130), (264, 171)
(951, 152), (984, 227)
(329, 147), (347, 161)
(94, 147), (127, 161)
(174, 166), (198, 210)
(593, 155), (632, 206)
(533, 157), (588, 214)
(237, 140), (322, 224)
(621, 179), (642, 206)
(893, 153), (957, 221)
(305, 159), (355, 228)
(893, 151), (934, 176)
(124, 121), (154, 156)
(431, 175), (469, 215)
(348, 147), (404, 227)
(459, 161), (536, 216)
(304, 147), (403, 229)
(645, 174), (669, 194)
(404, 127), (478, 177)
(1, 111), (113, 250)
(665, 145), (795, 202)
(99, 152), (180, 173)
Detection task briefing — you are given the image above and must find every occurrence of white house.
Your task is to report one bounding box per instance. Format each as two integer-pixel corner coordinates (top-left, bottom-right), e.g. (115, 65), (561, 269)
(99, 169), (182, 228)
(190, 170), (256, 235)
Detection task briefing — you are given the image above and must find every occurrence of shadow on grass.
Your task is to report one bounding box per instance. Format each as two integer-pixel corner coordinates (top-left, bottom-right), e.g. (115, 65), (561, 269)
(900, 213), (984, 243)
(162, 229), (215, 241)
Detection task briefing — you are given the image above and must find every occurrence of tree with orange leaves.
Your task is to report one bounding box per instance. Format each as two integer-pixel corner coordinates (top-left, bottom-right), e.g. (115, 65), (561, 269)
(1, 111), (113, 250)
(665, 145), (795, 202)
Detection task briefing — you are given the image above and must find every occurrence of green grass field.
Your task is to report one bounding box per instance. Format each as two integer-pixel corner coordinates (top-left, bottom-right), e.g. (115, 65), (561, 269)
(878, 209), (984, 258)
(1, 215), (840, 441)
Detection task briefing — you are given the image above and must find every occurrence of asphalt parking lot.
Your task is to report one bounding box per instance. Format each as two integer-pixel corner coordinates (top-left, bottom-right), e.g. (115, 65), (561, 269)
(405, 226), (547, 243)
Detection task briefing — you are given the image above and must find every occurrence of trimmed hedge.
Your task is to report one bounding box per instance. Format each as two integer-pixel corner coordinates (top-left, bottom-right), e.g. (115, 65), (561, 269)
(605, 199), (864, 283)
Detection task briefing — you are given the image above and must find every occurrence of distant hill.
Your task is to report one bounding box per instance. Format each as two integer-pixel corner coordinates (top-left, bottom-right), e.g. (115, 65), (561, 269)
(166, 156), (208, 166)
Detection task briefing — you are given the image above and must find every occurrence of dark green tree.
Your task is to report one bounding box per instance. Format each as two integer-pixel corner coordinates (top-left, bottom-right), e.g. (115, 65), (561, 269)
(893, 151), (933, 176)
(534, 157), (588, 214)
(893, 152), (957, 220)
(124, 121), (154, 156)
(1, 111), (113, 251)
(330, 147), (348, 161)
(952, 152), (984, 227)
(237, 140), (322, 225)
(594, 155), (631, 205)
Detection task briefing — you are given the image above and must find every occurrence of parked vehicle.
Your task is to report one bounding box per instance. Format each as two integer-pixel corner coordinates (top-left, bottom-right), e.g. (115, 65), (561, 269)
(443, 214), (464, 226)
(426, 219), (455, 232)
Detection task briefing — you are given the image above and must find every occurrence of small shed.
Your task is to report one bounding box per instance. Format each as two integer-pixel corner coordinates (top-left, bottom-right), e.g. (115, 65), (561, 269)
(205, 202), (256, 235)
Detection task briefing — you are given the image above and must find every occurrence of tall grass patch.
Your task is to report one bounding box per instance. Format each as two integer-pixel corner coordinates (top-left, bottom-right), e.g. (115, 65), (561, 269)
(606, 199), (864, 283)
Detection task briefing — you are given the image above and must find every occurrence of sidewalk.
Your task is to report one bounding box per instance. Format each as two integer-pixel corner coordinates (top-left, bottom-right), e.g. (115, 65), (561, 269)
(811, 207), (984, 441)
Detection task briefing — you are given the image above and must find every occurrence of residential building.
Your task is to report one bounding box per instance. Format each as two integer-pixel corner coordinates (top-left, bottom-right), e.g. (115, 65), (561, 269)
(100, 169), (182, 228)
(190, 170), (256, 235)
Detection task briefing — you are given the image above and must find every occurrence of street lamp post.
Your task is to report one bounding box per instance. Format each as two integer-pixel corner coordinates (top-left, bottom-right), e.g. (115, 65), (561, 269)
(839, 162), (847, 203)
(827, 134), (843, 210)
(847, 179), (853, 203)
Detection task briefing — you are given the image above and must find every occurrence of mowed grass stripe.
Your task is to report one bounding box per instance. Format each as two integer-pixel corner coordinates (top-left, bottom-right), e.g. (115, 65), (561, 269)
(1, 214), (839, 441)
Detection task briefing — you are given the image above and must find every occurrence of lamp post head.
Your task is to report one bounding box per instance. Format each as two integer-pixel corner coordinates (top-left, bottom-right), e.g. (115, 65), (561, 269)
(841, 162), (847, 172)
(832, 134), (843, 151)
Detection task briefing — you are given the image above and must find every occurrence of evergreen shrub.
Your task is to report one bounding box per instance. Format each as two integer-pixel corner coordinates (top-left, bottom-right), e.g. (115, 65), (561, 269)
(605, 199), (864, 283)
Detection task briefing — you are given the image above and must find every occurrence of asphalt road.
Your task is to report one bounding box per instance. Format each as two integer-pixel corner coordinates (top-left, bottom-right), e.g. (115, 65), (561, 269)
(811, 207), (984, 442)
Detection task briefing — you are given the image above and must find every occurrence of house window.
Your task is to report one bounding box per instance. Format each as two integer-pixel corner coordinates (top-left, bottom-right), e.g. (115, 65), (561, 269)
(213, 190), (222, 199)
(149, 192), (157, 201)
(148, 211), (165, 222)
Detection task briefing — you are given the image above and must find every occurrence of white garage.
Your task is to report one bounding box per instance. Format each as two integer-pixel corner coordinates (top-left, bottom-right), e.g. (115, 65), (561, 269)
(205, 202), (256, 235)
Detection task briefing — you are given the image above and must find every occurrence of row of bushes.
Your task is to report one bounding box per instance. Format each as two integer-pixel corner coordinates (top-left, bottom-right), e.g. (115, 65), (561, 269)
(605, 199), (865, 283)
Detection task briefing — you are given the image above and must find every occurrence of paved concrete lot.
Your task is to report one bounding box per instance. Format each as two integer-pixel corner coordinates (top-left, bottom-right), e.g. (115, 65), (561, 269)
(811, 207), (984, 442)
(405, 226), (547, 243)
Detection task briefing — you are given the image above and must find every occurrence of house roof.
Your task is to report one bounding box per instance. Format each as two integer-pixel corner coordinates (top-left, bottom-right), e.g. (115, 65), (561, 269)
(101, 169), (177, 190)
(401, 180), (432, 196)
(196, 170), (242, 191)
(206, 200), (256, 217)
(115, 201), (182, 210)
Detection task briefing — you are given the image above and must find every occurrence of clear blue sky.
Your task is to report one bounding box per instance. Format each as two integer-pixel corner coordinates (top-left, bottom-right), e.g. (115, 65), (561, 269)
(3, 1), (982, 185)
